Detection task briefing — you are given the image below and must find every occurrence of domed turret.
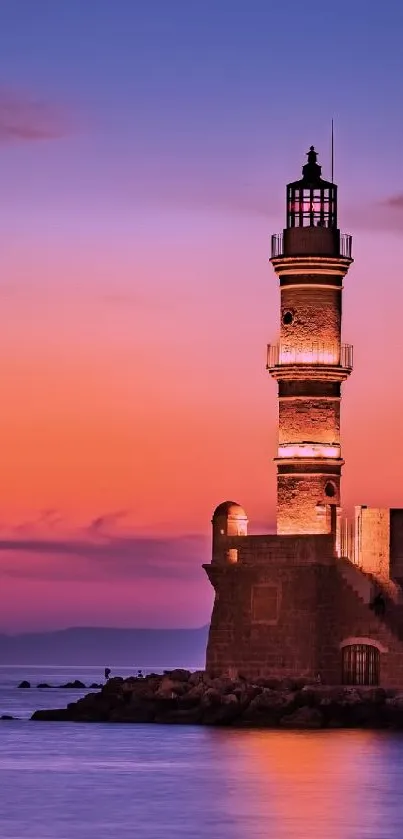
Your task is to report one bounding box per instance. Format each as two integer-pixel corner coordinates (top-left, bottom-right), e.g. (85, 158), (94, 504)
(212, 501), (247, 521)
(212, 501), (248, 536)
(211, 501), (248, 564)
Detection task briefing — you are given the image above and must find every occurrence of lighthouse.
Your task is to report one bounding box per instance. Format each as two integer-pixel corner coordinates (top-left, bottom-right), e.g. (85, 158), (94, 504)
(204, 146), (403, 688)
(267, 146), (353, 542)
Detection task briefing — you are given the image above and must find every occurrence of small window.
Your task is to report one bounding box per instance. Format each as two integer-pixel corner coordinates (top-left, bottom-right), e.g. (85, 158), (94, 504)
(282, 310), (294, 326)
(252, 585), (279, 623)
(325, 481), (336, 498)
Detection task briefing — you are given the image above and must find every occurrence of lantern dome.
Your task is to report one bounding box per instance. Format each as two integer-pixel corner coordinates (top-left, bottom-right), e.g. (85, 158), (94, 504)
(286, 146), (337, 230)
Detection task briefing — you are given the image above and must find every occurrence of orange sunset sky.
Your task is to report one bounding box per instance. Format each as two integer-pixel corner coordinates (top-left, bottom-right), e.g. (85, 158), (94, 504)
(0, 0), (402, 630)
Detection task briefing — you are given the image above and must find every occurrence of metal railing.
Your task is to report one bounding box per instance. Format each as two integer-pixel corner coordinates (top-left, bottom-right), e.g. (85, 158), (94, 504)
(266, 342), (353, 369)
(340, 234), (353, 259)
(270, 232), (352, 259)
(271, 233), (283, 258)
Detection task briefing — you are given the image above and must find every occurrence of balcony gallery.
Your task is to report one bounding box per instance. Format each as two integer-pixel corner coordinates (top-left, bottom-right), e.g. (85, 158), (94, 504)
(266, 343), (353, 370)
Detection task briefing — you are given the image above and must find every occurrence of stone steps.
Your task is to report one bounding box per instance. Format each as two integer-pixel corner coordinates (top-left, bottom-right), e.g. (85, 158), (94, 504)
(337, 557), (403, 645)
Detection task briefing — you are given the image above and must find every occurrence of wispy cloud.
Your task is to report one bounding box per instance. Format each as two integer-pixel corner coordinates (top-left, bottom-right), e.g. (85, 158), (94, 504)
(0, 87), (70, 143)
(0, 510), (209, 583)
(381, 194), (403, 211)
(343, 194), (403, 234)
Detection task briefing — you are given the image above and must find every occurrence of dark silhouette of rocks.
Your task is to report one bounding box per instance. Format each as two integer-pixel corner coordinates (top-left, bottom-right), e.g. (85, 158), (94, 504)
(18, 679), (92, 690)
(30, 671), (403, 729)
(32, 681), (101, 690)
(1, 714), (16, 720)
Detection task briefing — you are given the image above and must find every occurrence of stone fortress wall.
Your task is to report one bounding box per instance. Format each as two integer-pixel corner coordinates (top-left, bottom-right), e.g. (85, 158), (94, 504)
(205, 505), (403, 686)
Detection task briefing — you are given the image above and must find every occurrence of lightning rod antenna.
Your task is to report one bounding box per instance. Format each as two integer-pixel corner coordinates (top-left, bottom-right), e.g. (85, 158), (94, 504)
(331, 118), (334, 183)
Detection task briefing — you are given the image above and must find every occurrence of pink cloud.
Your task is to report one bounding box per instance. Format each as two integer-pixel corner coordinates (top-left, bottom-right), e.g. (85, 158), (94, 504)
(0, 512), (212, 631)
(0, 87), (70, 143)
(0, 510), (209, 583)
(381, 194), (403, 210)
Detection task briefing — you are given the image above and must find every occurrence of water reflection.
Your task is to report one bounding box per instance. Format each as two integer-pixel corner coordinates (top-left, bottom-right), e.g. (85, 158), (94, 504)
(1, 722), (403, 839)
(209, 729), (403, 839)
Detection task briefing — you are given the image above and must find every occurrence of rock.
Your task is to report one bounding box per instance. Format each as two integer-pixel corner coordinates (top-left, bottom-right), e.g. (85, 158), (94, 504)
(1, 714), (15, 720)
(200, 688), (222, 707)
(29, 671), (403, 729)
(311, 685), (344, 703)
(18, 680), (30, 689)
(340, 687), (362, 705)
(209, 677), (238, 695)
(294, 687), (316, 707)
(37, 683), (52, 689)
(166, 669), (191, 682)
(89, 683), (102, 689)
(31, 708), (73, 721)
(279, 678), (302, 692)
(109, 703), (156, 723)
(385, 688), (398, 699)
(68, 691), (123, 722)
(222, 693), (239, 705)
(185, 682), (207, 700)
(241, 689), (295, 727)
(188, 671), (205, 686)
(280, 706), (323, 729)
(154, 707), (203, 725)
(251, 688), (296, 712)
(384, 696), (403, 728)
(59, 680), (86, 689)
(358, 687), (386, 704)
(178, 684), (207, 710)
(102, 677), (124, 693)
(201, 693), (241, 726)
(256, 677), (281, 690)
(154, 677), (185, 699)
(386, 692), (403, 709)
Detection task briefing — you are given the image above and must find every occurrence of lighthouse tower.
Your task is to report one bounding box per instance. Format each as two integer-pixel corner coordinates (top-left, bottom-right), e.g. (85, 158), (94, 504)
(267, 147), (353, 540)
(205, 146), (403, 687)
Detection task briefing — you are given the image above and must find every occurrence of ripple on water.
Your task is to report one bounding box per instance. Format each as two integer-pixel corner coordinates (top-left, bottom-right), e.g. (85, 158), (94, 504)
(1, 723), (403, 839)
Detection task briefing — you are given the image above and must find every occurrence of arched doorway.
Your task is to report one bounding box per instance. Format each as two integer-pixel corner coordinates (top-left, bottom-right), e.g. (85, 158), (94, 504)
(341, 644), (380, 686)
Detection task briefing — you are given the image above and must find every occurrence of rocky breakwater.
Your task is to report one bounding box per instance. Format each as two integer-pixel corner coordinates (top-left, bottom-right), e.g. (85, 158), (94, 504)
(30, 670), (403, 728)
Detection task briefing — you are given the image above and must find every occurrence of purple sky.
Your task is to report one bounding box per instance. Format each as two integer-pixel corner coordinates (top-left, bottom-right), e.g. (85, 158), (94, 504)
(0, 0), (402, 631)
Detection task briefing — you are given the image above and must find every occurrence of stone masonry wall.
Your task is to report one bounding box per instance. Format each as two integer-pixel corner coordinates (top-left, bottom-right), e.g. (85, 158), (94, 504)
(211, 533), (335, 567)
(205, 563), (327, 680)
(205, 545), (403, 686)
(278, 398), (340, 445)
(280, 287), (341, 346)
(355, 507), (390, 579)
(277, 474), (340, 534)
(390, 509), (403, 583)
(318, 564), (403, 687)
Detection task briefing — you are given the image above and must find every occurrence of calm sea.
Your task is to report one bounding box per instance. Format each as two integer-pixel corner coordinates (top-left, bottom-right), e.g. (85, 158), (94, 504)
(1, 665), (403, 839)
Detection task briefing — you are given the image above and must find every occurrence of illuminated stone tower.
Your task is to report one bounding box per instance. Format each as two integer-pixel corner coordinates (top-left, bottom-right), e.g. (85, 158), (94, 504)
(205, 147), (403, 687)
(267, 147), (353, 539)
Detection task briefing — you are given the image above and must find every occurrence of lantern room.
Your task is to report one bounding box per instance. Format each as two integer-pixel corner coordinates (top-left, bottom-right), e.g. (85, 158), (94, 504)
(287, 146), (337, 229)
(271, 146), (352, 260)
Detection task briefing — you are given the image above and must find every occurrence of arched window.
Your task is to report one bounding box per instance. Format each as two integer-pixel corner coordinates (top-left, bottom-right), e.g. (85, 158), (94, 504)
(341, 644), (380, 686)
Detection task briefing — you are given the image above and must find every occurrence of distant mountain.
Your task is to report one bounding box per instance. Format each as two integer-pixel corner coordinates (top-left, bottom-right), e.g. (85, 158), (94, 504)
(0, 626), (209, 668)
